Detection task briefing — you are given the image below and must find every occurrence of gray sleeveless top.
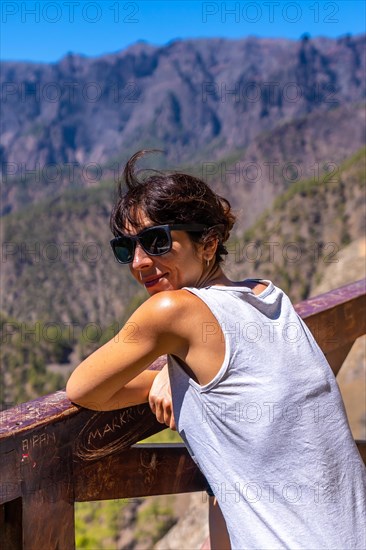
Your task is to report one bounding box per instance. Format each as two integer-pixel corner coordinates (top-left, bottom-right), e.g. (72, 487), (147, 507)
(167, 280), (366, 549)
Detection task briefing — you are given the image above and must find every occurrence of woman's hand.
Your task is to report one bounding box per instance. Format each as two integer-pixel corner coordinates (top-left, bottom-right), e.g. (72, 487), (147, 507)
(148, 364), (176, 430)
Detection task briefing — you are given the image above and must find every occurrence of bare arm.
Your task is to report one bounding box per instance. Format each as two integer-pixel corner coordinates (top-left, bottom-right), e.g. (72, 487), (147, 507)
(68, 369), (160, 411)
(66, 292), (187, 410)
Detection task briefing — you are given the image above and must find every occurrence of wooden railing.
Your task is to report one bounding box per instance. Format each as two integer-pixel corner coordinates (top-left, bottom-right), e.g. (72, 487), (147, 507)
(1, 279), (365, 549)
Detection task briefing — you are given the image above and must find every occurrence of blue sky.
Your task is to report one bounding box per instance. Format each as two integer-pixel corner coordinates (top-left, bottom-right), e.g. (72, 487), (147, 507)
(1, 0), (365, 62)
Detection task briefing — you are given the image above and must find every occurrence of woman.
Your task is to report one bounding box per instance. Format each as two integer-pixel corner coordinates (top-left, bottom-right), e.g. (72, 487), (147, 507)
(66, 150), (366, 549)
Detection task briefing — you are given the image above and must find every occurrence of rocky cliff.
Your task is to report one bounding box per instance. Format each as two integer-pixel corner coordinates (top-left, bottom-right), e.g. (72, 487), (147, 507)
(1, 34), (365, 213)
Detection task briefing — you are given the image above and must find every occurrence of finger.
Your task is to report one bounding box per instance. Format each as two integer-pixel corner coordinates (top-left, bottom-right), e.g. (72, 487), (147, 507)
(148, 393), (156, 413)
(170, 409), (176, 431)
(163, 402), (173, 427)
(154, 401), (166, 424)
(170, 417), (176, 431)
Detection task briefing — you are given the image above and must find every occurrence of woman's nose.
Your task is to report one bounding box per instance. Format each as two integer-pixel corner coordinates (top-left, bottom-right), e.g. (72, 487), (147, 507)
(131, 243), (154, 270)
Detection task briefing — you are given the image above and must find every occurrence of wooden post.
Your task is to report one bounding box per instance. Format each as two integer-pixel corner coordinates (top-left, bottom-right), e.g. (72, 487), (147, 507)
(1, 498), (22, 550)
(22, 491), (75, 550)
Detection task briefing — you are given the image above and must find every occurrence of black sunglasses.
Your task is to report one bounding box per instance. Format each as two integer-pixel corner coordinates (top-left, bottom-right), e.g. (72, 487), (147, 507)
(110, 224), (208, 264)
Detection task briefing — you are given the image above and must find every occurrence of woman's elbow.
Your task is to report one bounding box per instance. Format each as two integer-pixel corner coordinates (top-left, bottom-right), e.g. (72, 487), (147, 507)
(66, 378), (83, 406)
(66, 379), (95, 409)
(66, 378), (116, 410)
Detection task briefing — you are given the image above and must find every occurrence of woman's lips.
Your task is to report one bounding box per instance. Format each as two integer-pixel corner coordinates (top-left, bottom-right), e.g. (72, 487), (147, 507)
(143, 274), (167, 288)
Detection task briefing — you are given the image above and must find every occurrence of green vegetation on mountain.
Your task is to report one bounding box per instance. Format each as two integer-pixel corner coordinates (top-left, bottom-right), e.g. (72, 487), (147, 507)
(0, 299), (149, 407)
(230, 147), (366, 300)
(74, 494), (178, 550)
(1, 180), (141, 327)
(0, 312), (66, 405)
(75, 499), (128, 549)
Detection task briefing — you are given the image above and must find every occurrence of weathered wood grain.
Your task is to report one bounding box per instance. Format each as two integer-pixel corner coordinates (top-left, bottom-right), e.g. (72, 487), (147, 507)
(74, 444), (207, 501)
(295, 279), (366, 373)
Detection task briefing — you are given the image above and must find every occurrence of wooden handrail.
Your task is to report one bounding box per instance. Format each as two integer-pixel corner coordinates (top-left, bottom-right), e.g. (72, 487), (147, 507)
(1, 279), (365, 549)
(294, 278), (366, 374)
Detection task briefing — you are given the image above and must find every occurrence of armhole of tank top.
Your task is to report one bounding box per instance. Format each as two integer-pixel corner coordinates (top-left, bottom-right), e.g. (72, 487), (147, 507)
(181, 288), (231, 393)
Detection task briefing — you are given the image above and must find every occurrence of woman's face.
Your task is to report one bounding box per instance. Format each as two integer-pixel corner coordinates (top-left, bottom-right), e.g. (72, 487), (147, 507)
(125, 213), (208, 295)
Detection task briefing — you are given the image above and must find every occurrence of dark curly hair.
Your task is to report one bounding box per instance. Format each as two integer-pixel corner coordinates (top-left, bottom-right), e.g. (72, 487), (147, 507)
(110, 150), (236, 264)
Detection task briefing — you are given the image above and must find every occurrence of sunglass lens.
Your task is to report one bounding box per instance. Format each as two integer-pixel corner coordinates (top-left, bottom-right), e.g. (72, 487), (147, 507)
(114, 237), (134, 263)
(140, 227), (171, 255)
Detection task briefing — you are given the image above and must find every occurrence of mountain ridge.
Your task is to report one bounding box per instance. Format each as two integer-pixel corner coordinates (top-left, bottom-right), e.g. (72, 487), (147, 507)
(2, 101), (365, 218)
(1, 34), (365, 174)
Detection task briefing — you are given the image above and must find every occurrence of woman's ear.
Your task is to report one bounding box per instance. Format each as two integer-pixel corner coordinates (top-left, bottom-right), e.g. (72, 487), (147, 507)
(203, 236), (219, 261)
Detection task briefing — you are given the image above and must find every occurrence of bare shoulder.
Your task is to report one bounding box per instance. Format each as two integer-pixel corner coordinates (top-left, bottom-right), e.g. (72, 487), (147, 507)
(243, 280), (269, 296)
(141, 289), (198, 313)
(127, 290), (203, 331)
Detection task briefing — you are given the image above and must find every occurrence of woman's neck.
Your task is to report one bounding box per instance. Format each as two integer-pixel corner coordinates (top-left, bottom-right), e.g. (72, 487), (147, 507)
(196, 264), (234, 288)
